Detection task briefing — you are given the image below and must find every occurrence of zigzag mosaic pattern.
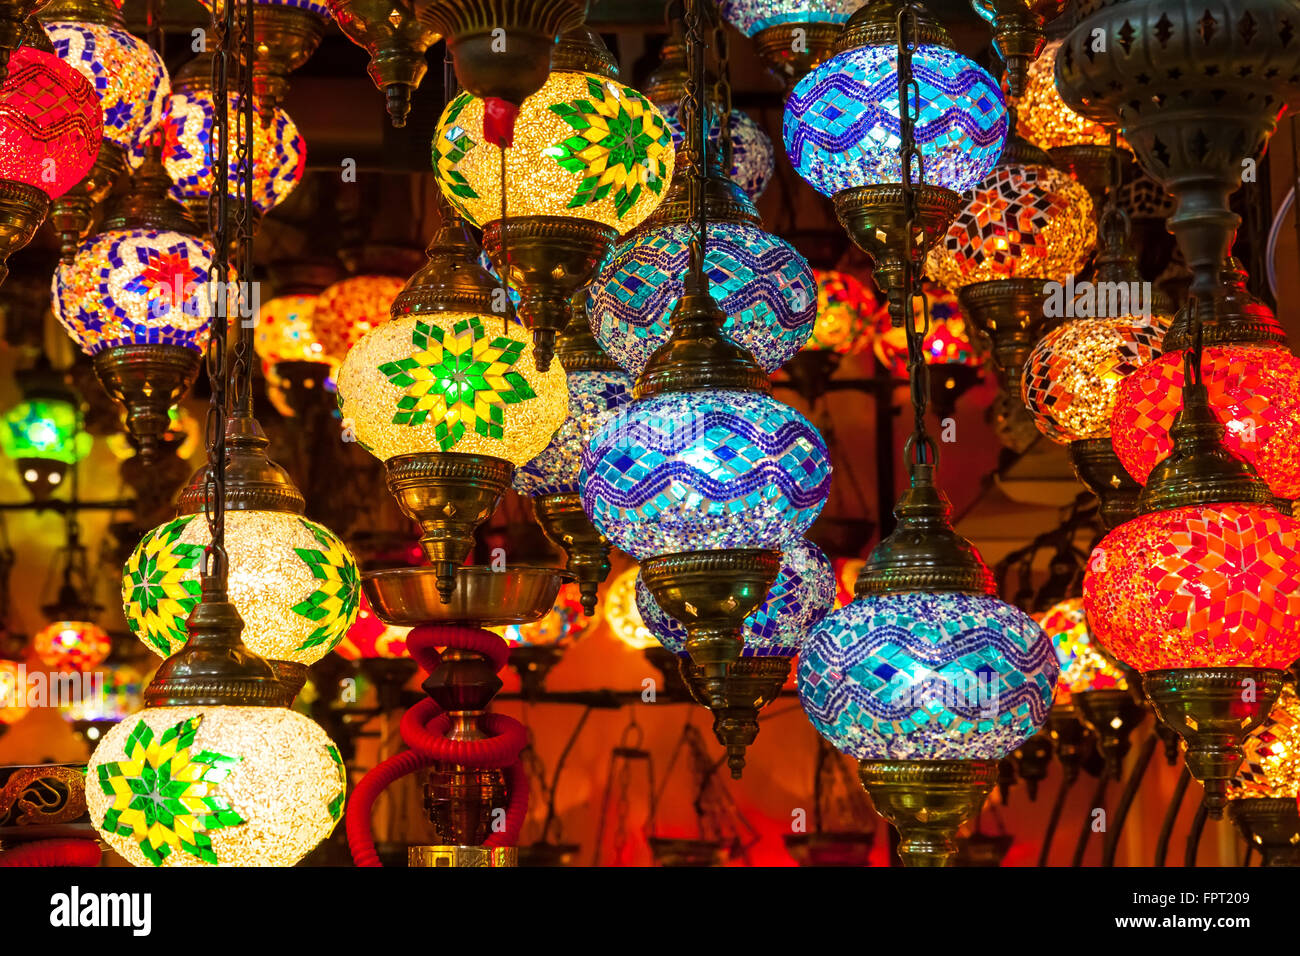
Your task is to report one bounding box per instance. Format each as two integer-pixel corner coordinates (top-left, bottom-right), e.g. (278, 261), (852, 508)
(580, 390), (831, 560)
(798, 592), (1057, 760)
(590, 221), (816, 376)
(515, 368), (633, 497)
(784, 44), (1005, 197)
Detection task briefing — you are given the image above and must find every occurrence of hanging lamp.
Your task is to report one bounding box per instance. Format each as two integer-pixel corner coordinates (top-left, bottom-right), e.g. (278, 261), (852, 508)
(433, 28), (676, 371)
(1227, 682), (1300, 867)
(969, 0), (1065, 97)
(326, 0), (440, 127)
(40, 0), (170, 260)
(719, 0), (867, 86)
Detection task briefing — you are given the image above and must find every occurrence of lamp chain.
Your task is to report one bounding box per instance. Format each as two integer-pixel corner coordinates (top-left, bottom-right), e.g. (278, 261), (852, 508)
(230, 0), (256, 416)
(710, 2), (733, 174)
(682, 0), (709, 289)
(896, 3), (932, 463)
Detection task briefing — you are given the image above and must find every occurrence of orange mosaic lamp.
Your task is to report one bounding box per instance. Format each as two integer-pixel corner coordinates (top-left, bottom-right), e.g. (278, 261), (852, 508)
(33, 619), (111, 672)
(784, 269), (883, 403)
(1084, 355), (1299, 815)
(497, 582), (596, 697)
(1226, 683), (1300, 865)
(310, 274), (406, 364)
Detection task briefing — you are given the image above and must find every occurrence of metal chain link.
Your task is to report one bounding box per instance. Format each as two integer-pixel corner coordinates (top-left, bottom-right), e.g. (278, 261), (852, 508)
(709, 2), (733, 175)
(683, 0), (708, 285)
(231, 0), (255, 415)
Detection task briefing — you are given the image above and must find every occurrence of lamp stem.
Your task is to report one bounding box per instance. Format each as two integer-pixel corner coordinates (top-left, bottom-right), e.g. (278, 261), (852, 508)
(683, 0), (709, 292)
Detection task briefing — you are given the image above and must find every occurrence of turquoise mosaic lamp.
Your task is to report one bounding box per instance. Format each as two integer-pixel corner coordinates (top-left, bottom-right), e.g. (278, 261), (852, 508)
(781, 0), (1007, 319)
(636, 537), (835, 775)
(720, 0), (869, 85)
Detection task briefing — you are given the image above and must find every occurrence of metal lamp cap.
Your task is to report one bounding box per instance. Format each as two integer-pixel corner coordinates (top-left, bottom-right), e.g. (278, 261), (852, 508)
(391, 211), (508, 319)
(175, 416), (307, 516)
(836, 0), (953, 54)
(1161, 258), (1286, 352)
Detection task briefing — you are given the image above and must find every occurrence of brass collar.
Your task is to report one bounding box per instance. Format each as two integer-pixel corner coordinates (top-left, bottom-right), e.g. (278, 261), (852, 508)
(100, 149), (198, 237)
(391, 211), (508, 318)
(38, 0), (124, 27)
(1161, 258), (1286, 352)
(551, 27), (619, 78)
(175, 416), (307, 517)
(836, 0), (953, 54)
(557, 296), (619, 373)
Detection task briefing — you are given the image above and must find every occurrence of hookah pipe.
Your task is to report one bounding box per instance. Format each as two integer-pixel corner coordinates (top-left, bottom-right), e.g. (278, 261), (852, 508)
(346, 623), (529, 866)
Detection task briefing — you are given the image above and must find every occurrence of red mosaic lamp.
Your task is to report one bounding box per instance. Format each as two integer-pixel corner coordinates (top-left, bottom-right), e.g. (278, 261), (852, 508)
(0, 40), (100, 283)
(1083, 348), (1300, 816)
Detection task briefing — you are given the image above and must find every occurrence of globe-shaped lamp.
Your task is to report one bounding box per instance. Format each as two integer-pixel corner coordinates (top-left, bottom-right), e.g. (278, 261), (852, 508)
(0, 658), (27, 725)
(1038, 596), (1128, 708)
(310, 274), (405, 365)
(34, 619), (111, 672)
(606, 566), (656, 651)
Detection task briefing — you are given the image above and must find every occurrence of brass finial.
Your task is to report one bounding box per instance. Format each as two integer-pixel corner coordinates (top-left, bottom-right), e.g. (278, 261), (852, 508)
(837, 0), (953, 53)
(100, 143), (198, 236)
(1161, 257), (1286, 353)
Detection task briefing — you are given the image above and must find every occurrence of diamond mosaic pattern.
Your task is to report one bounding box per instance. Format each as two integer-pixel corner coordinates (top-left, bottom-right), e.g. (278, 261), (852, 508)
(580, 390), (832, 560)
(515, 368), (633, 497)
(1037, 597), (1127, 707)
(1083, 503), (1300, 671)
(658, 101), (774, 200)
(590, 221), (816, 377)
(1022, 316), (1166, 444)
(927, 164), (1096, 289)
(635, 538), (835, 657)
(0, 47), (101, 199)
(1112, 344), (1300, 499)
(1230, 684), (1300, 800)
(784, 43), (1006, 197)
(798, 592), (1057, 760)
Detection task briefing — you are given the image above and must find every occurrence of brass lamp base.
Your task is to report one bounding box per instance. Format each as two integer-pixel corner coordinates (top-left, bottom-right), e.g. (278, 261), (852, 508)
(857, 759), (998, 867)
(1073, 687), (1147, 779)
(752, 21), (841, 86)
(1050, 144), (1129, 208)
(408, 845), (517, 867)
(958, 278), (1051, 397)
(681, 656), (791, 779)
(833, 183), (962, 324)
(0, 178), (49, 286)
(326, 0), (439, 127)
(248, 4), (327, 118)
(1142, 667), (1287, 818)
(363, 565), (566, 628)
(481, 216), (617, 372)
(1068, 438), (1141, 530)
(1046, 703), (1089, 783)
(51, 140), (128, 262)
(639, 549), (780, 687)
(267, 659), (309, 706)
(1227, 797), (1300, 867)
(92, 344), (202, 463)
(508, 644), (565, 699)
(383, 452), (514, 602)
(533, 491), (611, 616)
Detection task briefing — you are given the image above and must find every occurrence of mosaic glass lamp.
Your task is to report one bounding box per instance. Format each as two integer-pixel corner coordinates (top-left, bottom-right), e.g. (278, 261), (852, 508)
(797, 447), (1057, 864)
(51, 148), (214, 463)
(638, 539), (835, 775)
(1022, 211), (1171, 527)
(310, 274), (406, 365)
(515, 299), (633, 614)
(781, 269), (881, 405)
(433, 29), (675, 371)
(335, 591), (409, 661)
(41, 0), (170, 260)
(0, 42), (101, 283)
(926, 129), (1095, 410)
(1084, 360), (1299, 816)
(784, 0), (1006, 318)
(196, 0), (330, 118)
(122, 417), (360, 705)
(33, 619), (111, 671)
(1111, 260), (1300, 503)
(497, 581), (597, 697)
(606, 566), (655, 650)
(642, 25), (774, 200)
(0, 393), (91, 499)
(336, 209), (568, 600)
(63, 661), (144, 739)
(162, 53), (306, 232)
(721, 0), (868, 84)
(0, 658), (27, 725)
(1226, 684), (1300, 866)
(870, 283), (982, 418)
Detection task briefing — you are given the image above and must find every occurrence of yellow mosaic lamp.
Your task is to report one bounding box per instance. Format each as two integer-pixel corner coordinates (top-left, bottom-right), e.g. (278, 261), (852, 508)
(432, 28), (675, 370)
(121, 417), (360, 694)
(336, 210), (568, 600)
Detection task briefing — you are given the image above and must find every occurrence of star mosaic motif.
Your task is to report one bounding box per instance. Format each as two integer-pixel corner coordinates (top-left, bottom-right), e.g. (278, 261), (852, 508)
(326, 744), (346, 823)
(432, 94), (480, 220)
(124, 243), (203, 308)
(547, 77), (672, 218)
(96, 715), (245, 866)
(291, 519), (361, 653)
(122, 515), (205, 656)
(378, 316), (536, 451)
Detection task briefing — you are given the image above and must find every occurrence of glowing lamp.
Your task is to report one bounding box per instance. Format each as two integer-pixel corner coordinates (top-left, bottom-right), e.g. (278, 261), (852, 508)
(871, 284), (979, 377)
(1, 398), (91, 464)
(335, 312), (568, 466)
(0, 658), (26, 724)
(122, 511), (360, 665)
(310, 275), (406, 364)
(590, 220), (817, 377)
(784, 37), (1005, 197)
(1231, 684), (1300, 801)
(799, 590), (1057, 760)
(1037, 597), (1127, 707)
(498, 582), (595, 648)
(254, 293), (329, 367)
(0, 45), (100, 198)
(1112, 345), (1300, 500)
(514, 366), (631, 497)
(1014, 38), (1123, 152)
(52, 227), (216, 354)
(63, 663), (144, 725)
(926, 162), (1096, 291)
(605, 566), (655, 651)
(580, 389), (832, 561)
(802, 269), (881, 355)
(636, 538), (835, 657)
(1083, 503), (1300, 672)
(1022, 316), (1166, 444)
(87, 706), (345, 866)
(432, 70), (674, 234)
(832, 557), (865, 609)
(34, 619), (111, 672)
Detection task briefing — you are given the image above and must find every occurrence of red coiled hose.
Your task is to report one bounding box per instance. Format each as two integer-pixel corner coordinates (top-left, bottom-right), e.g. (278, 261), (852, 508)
(0, 838), (101, 867)
(346, 623), (528, 866)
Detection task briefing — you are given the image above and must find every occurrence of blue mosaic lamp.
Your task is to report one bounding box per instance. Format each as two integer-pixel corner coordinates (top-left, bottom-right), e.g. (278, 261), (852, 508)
(720, 0), (869, 84)
(637, 537), (835, 776)
(782, 0), (1007, 319)
(796, 451), (1058, 863)
(518, 300), (635, 614)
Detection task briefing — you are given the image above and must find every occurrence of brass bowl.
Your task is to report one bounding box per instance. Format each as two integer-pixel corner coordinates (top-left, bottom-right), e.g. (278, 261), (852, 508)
(362, 565), (570, 627)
